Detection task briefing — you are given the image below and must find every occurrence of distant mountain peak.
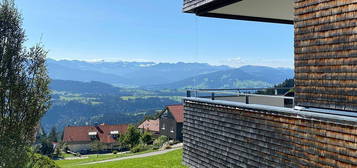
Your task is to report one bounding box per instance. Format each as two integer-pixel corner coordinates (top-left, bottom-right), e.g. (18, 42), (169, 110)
(47, 59), (232, 86)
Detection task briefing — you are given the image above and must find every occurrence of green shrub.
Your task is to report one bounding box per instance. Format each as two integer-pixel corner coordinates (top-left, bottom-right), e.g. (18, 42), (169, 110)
(153, 135), (169, 149)
(130, 143), (149, 153)
(130, 145), (141, 153)
(141, 131), (153, 145)
(53, 147), (62, 158)
(26, 153), (60, 168)
(119, 125), (141, 148)
(38, 139), (55, 156)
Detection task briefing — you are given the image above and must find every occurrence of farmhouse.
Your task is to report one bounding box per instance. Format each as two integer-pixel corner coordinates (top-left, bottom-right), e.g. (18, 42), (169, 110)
(138, 119), (160, 134)
(159, 104), (184, 141)
(63, 123), (128, 153)
(182, 0), (357, 167)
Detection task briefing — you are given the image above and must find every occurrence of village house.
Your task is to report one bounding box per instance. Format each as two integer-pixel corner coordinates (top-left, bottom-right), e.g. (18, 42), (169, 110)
(159, 104), (184, 141)
(63, 123), (128, 153)
(181, 0), (357, 167)
(137, 119), (160, 134)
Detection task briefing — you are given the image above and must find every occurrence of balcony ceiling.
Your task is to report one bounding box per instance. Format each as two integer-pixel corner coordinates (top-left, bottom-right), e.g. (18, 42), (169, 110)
(193, 0), (294, 24)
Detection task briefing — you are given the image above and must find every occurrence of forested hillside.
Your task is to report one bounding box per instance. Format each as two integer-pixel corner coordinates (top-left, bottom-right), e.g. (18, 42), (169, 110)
(42, 80), (184, 132)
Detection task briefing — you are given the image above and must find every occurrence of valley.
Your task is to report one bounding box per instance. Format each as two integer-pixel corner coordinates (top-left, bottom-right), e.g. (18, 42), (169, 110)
(43, 59), (294, 133)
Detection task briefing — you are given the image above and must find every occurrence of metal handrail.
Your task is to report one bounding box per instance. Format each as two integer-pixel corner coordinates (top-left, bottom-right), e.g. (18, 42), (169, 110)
(189, 90), (294, 99)
(188, 87), (292, 91)
(187, 87), (293, 97)
(186, 87), (294, 107)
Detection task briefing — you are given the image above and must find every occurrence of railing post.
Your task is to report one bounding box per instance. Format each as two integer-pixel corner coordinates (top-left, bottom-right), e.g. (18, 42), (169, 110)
(187, 90), (191, 97)
(211, 92), (215, 100)
(245, 95), (249, 104)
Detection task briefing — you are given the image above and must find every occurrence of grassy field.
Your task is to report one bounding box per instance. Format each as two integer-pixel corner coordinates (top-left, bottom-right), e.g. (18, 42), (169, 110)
(56, 149), (186, 168)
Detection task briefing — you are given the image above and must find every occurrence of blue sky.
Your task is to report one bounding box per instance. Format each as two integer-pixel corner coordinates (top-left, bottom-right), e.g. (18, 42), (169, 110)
(17, 0), (294, 68)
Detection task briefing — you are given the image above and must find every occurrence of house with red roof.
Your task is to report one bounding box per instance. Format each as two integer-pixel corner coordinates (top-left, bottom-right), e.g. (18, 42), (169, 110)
(138, 119), (160, 134)
(159, 104), (184, 141)
(63, 123), (128, 153)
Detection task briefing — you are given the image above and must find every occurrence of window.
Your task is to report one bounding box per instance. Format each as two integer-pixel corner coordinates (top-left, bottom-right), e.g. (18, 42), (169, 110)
(88, 132), (98, 140)
(162, 110), (168, 118)
(110, 130), (119, 139)
(112, 134), (119, 139)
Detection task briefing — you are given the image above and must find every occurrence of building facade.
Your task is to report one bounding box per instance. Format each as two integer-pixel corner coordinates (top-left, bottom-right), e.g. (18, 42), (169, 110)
(159, 104), (184, 141)
(182, 0), (357, 167)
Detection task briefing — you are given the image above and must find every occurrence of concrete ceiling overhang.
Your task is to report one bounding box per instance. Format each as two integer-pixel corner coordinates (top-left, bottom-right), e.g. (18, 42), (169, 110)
(186, 0), (294, 24)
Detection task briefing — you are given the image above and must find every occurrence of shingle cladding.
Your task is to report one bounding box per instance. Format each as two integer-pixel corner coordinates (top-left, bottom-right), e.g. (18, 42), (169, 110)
(295, 0), (357, 111)
(183, 98), (357, 167)
(183, 0), (216, 12)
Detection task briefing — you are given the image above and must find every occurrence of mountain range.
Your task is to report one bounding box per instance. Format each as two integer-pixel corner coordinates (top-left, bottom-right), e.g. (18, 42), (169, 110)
(47, 59), (230, 87)
(47, 59), (293, 89)
(147, 65), (294, 89)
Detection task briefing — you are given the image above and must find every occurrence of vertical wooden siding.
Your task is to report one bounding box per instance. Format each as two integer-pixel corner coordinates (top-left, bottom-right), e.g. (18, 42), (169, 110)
(295, 0), (357, 111)
(183, 99), (357, 167)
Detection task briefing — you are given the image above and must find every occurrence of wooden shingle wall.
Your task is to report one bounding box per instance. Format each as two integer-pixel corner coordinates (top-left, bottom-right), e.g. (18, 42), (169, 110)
(295, 0), (357, 111)
(183, 99), (357, 168)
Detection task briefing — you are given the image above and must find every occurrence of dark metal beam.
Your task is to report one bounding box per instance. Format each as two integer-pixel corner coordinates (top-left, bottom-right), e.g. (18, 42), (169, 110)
(193, 0), (242, 14)
(199, 13), (294, 25)
(191, 0), (293, 25)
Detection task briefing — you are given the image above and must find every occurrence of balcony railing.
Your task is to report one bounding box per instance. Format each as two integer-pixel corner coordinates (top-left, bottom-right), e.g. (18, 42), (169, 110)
(186, 88), (294, 108)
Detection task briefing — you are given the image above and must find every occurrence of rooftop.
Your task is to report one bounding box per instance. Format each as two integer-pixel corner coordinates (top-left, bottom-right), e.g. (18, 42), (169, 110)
(167, 104), (184, 123)
(138, 119), (160, 132)
(63, 123), (128, 143)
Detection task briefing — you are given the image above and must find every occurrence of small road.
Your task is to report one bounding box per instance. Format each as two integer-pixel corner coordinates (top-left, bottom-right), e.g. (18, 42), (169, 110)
(79, 147), (182, 166)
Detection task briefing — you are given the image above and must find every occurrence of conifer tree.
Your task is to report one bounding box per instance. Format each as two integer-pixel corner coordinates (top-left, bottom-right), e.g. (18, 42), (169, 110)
(48, 127), (58, 143)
